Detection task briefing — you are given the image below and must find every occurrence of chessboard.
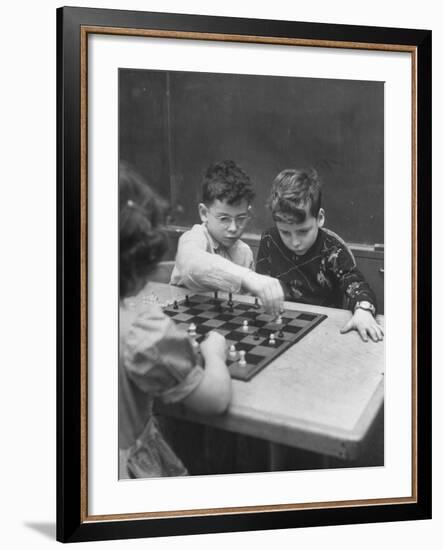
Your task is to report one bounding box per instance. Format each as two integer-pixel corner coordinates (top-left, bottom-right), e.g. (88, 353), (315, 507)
(163, 293), (327, 382)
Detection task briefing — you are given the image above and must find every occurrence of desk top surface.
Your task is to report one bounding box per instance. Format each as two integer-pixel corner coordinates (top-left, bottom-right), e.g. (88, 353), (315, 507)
(141, 283), (384, 457)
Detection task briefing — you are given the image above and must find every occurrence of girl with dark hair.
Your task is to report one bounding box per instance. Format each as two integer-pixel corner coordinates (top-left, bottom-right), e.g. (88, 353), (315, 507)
(119, 163), (231, 478)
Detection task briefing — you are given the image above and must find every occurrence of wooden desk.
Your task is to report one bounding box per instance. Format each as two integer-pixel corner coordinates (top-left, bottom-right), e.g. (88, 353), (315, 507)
(144, 282), (384, 461)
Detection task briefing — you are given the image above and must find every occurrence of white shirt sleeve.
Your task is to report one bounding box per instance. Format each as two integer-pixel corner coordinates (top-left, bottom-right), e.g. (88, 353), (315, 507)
(170, 225), (252, 293)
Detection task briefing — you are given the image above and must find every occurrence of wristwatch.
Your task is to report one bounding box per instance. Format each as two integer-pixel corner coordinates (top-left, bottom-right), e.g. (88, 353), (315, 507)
(355, 300), (376, 316)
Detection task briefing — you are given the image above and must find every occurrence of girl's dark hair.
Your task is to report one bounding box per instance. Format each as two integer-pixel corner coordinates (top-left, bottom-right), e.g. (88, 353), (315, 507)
(202, 160), (255, 206)
(119, 162), (168, 298)
(268, 168), (322, 224)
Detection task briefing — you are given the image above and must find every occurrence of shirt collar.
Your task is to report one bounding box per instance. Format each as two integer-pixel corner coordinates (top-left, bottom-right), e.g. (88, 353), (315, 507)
(201, 223), (219, 251)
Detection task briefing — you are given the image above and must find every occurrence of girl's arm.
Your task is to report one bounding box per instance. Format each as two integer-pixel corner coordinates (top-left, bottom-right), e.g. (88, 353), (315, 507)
(182, 331), (232, 415)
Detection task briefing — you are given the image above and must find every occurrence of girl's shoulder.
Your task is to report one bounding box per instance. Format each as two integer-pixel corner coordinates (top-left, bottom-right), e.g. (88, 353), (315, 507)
(119, 302), (203, 400)
(120, 303), (172, 352)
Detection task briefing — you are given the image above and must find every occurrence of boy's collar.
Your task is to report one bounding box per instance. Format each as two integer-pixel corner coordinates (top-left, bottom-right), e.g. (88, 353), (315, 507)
(202, 222), (220, 250)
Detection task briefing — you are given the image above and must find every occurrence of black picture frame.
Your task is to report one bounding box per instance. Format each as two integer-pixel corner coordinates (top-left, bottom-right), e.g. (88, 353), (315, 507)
(56, 6), (432, 543)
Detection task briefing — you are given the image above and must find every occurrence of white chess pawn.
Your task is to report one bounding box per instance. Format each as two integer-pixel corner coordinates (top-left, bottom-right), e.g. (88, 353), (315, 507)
(229, 344), (237, 360)
(188, 323), (197, 337)
(242, 320), (249, 332)
(238, 350), (247, 366)
(269, 333), (276, 345)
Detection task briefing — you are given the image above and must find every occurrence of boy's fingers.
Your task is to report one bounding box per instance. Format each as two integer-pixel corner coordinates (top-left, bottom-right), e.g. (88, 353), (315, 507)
(375, 325), (384, 341)
(261, 285), (281, 316)
(358, 327), (368, 342)
(340, 320), (352, 333)
(368, 327), (379, 342)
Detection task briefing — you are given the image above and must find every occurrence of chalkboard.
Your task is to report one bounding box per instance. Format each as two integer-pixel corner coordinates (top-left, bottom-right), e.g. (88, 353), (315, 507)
(119, 69), (384, 245)
(119, 69), (171, 200)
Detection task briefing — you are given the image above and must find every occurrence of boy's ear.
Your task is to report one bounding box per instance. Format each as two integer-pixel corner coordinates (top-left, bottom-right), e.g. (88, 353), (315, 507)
(317, 208), (325, 227)
(198, 203), (208, 223)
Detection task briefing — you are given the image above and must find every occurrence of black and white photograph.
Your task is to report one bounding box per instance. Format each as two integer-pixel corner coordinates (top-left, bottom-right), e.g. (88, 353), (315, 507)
(0, 0), (438, 543)
(118, 68), (385, 480)
(51, 4), (432, 545)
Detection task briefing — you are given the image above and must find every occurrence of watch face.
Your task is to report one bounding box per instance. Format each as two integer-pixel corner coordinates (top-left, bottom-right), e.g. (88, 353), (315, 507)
(357, 301), (375, 313)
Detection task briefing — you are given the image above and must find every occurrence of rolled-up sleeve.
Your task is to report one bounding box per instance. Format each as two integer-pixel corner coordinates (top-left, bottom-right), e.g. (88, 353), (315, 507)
(171, 225), (250, 293)
(122, 308), (204, 404)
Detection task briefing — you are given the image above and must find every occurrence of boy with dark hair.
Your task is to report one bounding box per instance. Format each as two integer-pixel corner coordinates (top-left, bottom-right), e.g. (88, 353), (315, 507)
(171, 160), (283, 316)
(256, 168), (383, 342)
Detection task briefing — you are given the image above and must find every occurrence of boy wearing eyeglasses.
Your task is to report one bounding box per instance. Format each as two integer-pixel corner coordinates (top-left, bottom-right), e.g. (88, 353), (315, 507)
(256, 168), (383, 342)
(170, 160), (283, 316)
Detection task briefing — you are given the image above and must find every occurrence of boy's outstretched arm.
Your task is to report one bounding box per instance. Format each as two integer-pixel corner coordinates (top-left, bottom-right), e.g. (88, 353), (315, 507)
(173, 227), (284, 315)
(172, 227), (251, 293)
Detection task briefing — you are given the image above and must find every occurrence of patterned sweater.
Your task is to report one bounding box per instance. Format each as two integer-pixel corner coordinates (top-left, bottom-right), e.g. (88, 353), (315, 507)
(256, 226), (376, 312)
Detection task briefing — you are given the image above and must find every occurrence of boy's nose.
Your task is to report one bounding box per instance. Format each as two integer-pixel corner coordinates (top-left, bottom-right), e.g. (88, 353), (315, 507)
(227, 219), (238, 231)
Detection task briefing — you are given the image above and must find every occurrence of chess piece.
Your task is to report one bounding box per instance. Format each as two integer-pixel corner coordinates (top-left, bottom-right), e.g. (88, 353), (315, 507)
(188, 323), (197, 337)
(275, 314), (283, 324)
(269, 333), (276, 345)
(253, 297), (260, 309)
(227, 292), (233, 307)
(173, 300), (179, 310)
(185, 295), (190, 306)
(242, 320), (249, 332)
(229, 344), (237, 360)
(277, 328), (284, 338)
(238, 350), (247, 366)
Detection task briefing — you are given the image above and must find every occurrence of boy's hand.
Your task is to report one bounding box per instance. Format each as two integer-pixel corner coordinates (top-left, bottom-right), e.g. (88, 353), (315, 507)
(241, 271), (284, 317)
(200, 330), (227, 361)
(340, 309), (384, 343)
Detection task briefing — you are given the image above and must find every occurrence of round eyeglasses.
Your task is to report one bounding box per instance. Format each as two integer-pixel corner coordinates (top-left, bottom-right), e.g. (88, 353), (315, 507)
(208, 211), (252, 229)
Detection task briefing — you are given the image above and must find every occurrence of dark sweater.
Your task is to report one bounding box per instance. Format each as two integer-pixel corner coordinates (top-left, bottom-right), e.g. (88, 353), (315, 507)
(256, 226), (377, 312)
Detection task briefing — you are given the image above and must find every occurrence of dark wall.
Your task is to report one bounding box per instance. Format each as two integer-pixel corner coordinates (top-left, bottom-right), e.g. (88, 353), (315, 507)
(120, 69), (384, 245)
(119, 69), (171, 199)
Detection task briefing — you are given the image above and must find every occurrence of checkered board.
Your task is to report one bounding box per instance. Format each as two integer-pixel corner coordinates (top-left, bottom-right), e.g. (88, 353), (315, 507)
(163, 294), (327, 382)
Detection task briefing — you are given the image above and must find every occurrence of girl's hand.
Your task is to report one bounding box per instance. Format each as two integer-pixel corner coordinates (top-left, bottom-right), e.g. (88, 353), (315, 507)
(340, 309), (384, 343)
(200, 330), (227, 361)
